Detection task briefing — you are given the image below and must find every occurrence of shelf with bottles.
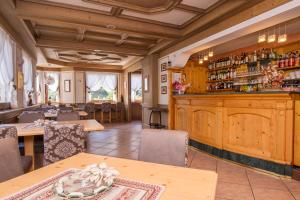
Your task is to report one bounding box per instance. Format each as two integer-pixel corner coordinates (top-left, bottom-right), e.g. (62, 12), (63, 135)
(207, 79), (233, 83)
(277, 65), (300, 71)
(207, 65), (235, 72)
(206, 88), (234, 93)
(233, 83), (263, 93)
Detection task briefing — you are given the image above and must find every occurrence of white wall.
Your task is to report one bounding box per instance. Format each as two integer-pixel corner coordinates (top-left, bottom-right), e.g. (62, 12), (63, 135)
(158, 56), (169, 105)
(75, 71), (85, 103)
(60, 71), (75, 103)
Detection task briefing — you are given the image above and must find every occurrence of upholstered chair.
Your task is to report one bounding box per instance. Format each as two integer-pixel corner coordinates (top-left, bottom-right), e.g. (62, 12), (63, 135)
(18, 111), (45, 123)
(100, 102), (112, 123)
(0, 138), (24, 182)
(139, 129), (189, 167)
(85, 103), (95, 119)
(43, 124), (85, 166)
(57, 111), (80, 121)
(0, 126), (33, 181)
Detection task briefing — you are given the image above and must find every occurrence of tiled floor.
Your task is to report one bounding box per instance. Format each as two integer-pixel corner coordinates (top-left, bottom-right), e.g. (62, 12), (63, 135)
(85, 121), (300, 200)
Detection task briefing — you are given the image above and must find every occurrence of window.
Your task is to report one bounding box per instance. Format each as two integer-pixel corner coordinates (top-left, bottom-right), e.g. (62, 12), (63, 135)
(23, 51), (33, 106)
(86, 72), (117, 101)
(131, 73), (142, 102)
(45, 72), (60, 102)
(0, 27), (14, 103)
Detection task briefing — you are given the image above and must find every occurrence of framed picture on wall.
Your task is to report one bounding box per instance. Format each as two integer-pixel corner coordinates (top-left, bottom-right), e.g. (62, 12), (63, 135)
(144, 75), (149, 92)
(161, 74), (167, 83)
(161, 62), (167, 72)
(161, 86), (167, 94)
(64, 80), (71, 92)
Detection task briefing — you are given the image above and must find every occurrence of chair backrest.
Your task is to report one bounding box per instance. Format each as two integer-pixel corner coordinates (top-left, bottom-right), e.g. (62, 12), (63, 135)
(101, 102), (111, 113)
(0, 126), (18, 139)
(57, 111), (80, 121)
(116, 102), (124, 112)
(18, 111), (45, 123)
(139, 129), (188, 167)
(85, 103), (95, 112)
(43, 124), (85, 166)
(0, 126), (24, 182)
(59, 106), (73, 111)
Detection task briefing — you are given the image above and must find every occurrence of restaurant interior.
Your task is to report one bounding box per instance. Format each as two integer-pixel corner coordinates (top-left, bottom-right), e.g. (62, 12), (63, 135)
(1, 0), (300, 199)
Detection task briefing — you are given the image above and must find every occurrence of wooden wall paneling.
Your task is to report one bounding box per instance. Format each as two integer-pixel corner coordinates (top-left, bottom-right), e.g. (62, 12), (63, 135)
(183, 61), (207, 94)
(285, 100), (294, 165)
(294, 100), (300, 166)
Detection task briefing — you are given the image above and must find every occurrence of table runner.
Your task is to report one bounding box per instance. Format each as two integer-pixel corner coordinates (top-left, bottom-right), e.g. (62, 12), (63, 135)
(3, 169), (164, 200)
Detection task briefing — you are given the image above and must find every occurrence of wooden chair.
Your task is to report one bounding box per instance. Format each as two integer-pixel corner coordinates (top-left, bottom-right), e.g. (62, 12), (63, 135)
(43, 124), (85, 166)
(139, 129), (188, 167)
(112, 102), (124, 122)
(85, 103), (95, 119)
(100, 102), (112, 123)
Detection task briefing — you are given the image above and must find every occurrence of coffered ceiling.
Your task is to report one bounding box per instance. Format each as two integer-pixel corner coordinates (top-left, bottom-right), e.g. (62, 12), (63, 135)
(11, 0), (263, 69)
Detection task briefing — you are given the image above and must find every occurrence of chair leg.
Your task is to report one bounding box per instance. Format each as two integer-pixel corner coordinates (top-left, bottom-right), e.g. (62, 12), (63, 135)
(109, 112), (112, 123)
(101, 112), (103, 123)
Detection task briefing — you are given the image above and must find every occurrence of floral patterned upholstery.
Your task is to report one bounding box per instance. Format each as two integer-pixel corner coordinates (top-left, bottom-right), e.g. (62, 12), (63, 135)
(0, 126), (18, 139)
(43, 124), (85, 166)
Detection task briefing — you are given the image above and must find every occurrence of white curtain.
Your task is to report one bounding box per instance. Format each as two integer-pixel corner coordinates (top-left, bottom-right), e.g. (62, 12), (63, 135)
(86, 72), (118, 101)
(46, 72), (59, 102)
(23, 51), (33, 106)
(131, 73), (142, 102)
(0, 27), (14, 103)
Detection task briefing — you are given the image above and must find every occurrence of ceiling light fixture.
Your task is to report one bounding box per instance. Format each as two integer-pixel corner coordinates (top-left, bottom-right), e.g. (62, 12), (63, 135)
(204, 55), (208, 61)
(278, 24), (287, 43)
(209, 50), (214, 57)
(268, 28), (276, 43)
(198, 54), (203, 64)
(258, 34), (266, 43)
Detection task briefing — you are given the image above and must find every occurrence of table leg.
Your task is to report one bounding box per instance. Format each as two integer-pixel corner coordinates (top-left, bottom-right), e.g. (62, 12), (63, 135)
(24, 136), (35, 171)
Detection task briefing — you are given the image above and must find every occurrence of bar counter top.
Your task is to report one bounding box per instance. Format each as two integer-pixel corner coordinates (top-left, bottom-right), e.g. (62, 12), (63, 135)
(173, 91), (300, 97)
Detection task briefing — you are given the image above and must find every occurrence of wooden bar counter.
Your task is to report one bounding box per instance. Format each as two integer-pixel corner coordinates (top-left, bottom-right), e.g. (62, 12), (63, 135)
(170, 92), (300, 175)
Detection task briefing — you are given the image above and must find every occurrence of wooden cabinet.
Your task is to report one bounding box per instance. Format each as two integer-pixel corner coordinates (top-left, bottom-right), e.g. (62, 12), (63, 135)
(174, 103), (190, 132)
(172, 93), (299, 165)
(190, 106), (222, 149)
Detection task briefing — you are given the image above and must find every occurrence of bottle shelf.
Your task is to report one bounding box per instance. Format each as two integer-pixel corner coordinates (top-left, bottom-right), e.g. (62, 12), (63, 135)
(233, 82), (262, 86)
(208, 65), (234, 72)
(234, 72), (263, 78)
(206, 79), (233, 83)
(206, 88), (234, 92)
(277, 65), (300, 71)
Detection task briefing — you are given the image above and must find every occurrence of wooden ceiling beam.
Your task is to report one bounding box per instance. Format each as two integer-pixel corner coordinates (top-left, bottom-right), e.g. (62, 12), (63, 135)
(176, 4), (205, 14)
(36, 37), (148, 56)
(16, 0), (181, 39)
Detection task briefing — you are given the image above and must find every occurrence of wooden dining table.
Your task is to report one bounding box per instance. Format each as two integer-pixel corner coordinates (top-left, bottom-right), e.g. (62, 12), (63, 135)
(0, 153), (217, 200)
(4, 120), (104, 170)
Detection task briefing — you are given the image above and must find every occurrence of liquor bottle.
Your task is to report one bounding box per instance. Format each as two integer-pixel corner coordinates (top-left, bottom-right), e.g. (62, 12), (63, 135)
(253, 50), (257, 62)
(284, 53), (289, 67)
(295, 51), (300, 66)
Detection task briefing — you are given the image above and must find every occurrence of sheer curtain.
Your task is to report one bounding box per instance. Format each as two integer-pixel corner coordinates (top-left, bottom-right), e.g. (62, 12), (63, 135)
(0, 27), (14, 103)
(131, 73), (142, 102)
(23, 51), (33, 106)
(86, 72), (117, 101)
(45, 72), (60, 102)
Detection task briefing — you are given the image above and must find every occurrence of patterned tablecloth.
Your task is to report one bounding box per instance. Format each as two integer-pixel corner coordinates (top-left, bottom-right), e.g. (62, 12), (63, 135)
(3, 169), (165, 200)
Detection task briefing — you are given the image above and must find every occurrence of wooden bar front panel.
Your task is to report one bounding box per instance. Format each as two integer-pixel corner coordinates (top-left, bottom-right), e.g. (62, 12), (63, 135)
(173, 93), (298, 165)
